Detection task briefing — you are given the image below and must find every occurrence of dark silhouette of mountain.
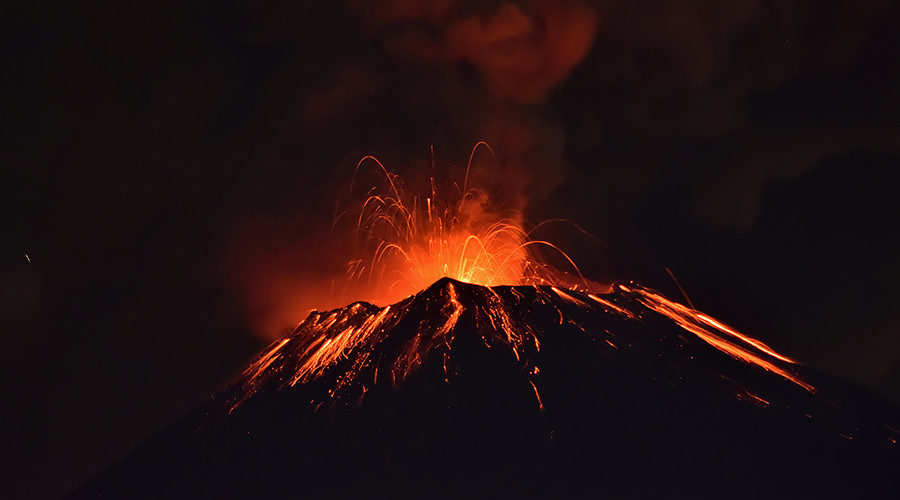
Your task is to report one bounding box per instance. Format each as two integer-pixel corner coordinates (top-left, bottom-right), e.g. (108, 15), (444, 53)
(70, 278), (899, 498)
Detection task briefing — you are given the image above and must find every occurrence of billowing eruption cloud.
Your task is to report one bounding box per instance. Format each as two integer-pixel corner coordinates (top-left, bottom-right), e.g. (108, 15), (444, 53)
(227, 1), (602, 339)
(225, 0), (896, 342)
(6, 2), (898, 497)
(348, 0), (599, 103)
(224, 146), (594, 340)
(343, 0), (601, 199)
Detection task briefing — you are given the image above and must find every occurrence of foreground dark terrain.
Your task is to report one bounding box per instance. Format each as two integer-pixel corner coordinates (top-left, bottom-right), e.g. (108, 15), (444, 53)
(71, 279), (899, 499)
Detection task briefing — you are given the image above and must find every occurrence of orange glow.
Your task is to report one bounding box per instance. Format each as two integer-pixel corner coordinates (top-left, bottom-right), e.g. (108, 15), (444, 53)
(695, 312), (797, 364)
(229, 279), (550, 413)
(587, 293), (636, 319)
(742, 391), (771, 406)
(229, 280), (815, 415)
(226, 144), (813, 414)
(335, 143), (583, 306)
(630, 287), (814, 393)
(225, 142), (590, 340)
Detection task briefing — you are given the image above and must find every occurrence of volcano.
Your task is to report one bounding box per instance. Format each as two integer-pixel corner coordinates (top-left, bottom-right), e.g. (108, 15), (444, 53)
(71, 279), (899, 498)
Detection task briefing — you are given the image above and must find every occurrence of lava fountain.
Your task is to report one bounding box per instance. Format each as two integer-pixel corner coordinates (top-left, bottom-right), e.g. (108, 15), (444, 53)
(334, 141), (586, 307)
(227, 143), (817, 414)
(72, 145), (900, 500)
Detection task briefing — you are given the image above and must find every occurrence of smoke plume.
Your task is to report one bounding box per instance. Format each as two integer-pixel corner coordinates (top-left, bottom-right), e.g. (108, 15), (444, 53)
(228, 1), (603, 339)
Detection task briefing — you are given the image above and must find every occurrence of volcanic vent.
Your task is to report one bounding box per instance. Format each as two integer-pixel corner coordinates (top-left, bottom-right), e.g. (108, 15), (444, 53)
(72, 278), (899, 499)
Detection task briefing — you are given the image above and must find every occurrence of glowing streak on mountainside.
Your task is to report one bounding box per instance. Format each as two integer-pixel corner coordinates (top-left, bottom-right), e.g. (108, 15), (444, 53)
(228, 280), (813, 414)
(628, 285), (814, 392)
(695, 312), (797, 364)
(226, 144), (811, 414)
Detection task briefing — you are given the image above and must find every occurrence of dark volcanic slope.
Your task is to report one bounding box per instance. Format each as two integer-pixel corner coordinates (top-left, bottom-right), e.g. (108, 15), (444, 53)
(72, 279), (899, 499)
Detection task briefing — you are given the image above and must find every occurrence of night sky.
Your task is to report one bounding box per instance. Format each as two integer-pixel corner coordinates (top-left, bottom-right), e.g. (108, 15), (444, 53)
(3, 1), (899, 498)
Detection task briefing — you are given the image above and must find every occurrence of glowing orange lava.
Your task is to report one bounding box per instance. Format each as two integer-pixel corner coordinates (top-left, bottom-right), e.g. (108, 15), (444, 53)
(227, 143), (813, 415)
(628, 285), (814, 393)
(336, 142), (583, 307)
(229, 280), (814, 415)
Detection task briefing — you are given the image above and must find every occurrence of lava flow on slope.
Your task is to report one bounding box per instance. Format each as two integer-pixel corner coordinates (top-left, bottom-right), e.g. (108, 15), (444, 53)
(71, 277), (900, 499)
(227, 278), (816, 415)
(71, 151), (899, 498)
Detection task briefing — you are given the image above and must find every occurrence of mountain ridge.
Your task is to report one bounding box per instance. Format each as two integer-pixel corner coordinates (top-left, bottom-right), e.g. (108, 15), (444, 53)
(70, 279), (900, 499)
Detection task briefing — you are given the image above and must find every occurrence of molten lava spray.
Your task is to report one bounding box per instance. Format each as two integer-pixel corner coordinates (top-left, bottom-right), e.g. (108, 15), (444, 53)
(224, 140), (821, 416)
(226, 143), (585, 339)
(224, 140), (819, 413)
(338, 143), (584, 304)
